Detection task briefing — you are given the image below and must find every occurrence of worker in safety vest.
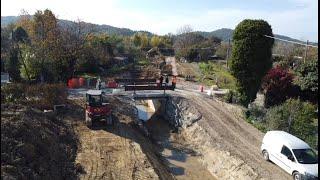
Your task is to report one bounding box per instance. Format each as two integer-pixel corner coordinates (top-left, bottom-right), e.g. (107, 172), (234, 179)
(159, 75), (164, 86)
(165, 75), (169, 85)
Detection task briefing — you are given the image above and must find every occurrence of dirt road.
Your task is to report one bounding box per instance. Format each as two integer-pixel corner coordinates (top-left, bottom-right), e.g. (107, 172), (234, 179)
(170, 85), (292, 179)
(165, 57), (178, 76)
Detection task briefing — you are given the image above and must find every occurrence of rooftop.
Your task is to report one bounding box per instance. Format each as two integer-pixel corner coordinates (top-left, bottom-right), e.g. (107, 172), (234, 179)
(266, 131), (310, 149)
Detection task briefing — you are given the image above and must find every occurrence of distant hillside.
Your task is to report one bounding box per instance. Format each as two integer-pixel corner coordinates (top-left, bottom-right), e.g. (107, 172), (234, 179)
(196, 28), (317, 45)
(1, 16), (20, 26)
(1, 16), (317, 45)
(195, 28), (233, 41)
(1, 16), (153, 37)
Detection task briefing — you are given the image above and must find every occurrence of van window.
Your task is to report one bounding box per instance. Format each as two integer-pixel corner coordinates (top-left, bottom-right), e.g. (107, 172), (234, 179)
(292, 149), (318, 164)
(281, 146), (293, 158)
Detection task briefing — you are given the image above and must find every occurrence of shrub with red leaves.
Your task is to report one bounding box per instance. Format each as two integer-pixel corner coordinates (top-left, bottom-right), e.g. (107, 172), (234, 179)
(262, 66), (298, 107)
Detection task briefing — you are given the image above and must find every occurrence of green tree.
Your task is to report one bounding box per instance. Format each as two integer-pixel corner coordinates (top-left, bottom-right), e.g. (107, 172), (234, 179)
(132, 33), (141, 47)
(293, 59), (318, 104)
(294, 59), (318, 92)
(6, 48), (21, 82)
(140, 33), (149, 49)
(151, 35), (161, 47)
(132, 32), (149, 50)
(230, 19), (274, 106)
(19, 44), (40, 80)
(215, 42), (229, 59)
(1, 25), (15, 72)
(265, 99), (318, 149)
(32, 9), (60, 82)
(12, 26), (32, 81)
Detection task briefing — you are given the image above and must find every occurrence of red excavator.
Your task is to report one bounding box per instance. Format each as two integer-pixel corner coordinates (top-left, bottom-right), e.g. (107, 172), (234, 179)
(85, 90), (113, 127)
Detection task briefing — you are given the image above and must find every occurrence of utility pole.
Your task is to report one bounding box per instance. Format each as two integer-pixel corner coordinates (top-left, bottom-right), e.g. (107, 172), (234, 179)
(226, 39), (231, 68)
(304, 40), (308, 63)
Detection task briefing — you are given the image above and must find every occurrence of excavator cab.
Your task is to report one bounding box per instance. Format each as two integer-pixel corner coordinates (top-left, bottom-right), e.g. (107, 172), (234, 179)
(85, 90), (112, 127)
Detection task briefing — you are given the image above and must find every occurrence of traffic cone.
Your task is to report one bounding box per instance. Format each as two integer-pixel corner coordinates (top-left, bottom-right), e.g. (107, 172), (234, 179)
(200, 85), (204, 92)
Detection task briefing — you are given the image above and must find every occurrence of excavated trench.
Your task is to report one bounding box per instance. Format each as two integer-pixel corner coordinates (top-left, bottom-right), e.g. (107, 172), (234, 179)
(146, 96), (267, 180)
(134, 97), (215, 180)
(73, 93), (280, 179)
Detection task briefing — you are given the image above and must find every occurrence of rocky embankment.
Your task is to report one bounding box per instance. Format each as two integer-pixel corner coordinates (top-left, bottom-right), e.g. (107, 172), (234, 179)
(160, 96), (202, 129)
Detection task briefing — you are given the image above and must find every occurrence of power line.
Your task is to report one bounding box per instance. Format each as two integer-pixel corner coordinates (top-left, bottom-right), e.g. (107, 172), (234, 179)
(264, 35), (318, 48)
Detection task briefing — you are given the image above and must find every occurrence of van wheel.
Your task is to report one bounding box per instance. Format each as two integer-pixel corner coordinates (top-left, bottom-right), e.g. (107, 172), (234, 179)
(262, 150), (269, 161)
(292, 172), (301, 180)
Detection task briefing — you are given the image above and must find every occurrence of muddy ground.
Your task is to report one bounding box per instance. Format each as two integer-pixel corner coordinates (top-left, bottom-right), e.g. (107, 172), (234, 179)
(68, 94), (218, 180)
(67, 97), (175, 180)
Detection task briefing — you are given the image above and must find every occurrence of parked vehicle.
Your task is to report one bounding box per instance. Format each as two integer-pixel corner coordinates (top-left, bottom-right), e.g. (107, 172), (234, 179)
(85, 90), (113, 127)
(261, 131), (318, 180)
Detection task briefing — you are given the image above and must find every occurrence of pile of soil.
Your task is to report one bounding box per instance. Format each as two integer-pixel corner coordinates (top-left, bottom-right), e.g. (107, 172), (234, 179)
(1, 103), (78, 179)
(139, 65), (161, 79)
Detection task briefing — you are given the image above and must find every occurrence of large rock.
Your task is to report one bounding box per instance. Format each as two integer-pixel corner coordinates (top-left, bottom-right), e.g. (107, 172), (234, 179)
(161, 96), (202, 129)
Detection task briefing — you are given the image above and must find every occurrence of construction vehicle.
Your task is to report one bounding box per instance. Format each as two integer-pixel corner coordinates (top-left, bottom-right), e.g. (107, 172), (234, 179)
(85, 90), (113, 127)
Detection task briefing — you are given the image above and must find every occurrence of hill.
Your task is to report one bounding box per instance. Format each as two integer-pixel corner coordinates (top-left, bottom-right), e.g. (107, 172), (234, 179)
(1, 16), (317, 45)
(196, 28), (318, 45)
(1, 16), (153, 37)
(1, 16), (20, 26)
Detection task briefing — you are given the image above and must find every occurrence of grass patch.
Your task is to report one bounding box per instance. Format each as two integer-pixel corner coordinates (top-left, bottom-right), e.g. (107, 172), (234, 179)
(136, 58), (150, 66)
(77, 73), (99, 79)
(198, 61), (236, 89)
(244, 105), (268, 133)
(108, 64), (132, 74)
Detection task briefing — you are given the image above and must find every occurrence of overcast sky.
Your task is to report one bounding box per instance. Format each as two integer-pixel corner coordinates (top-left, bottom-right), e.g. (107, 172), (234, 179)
(1, 0), (318, 42)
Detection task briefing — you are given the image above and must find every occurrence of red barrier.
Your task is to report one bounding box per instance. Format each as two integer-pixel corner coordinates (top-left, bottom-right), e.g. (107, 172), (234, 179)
(68, 79), (73, 88)
(107, 81), (118, 88)
(79, 77), (86, 87)
(68, 78), (79, 88)
(200, 85), (204, 92)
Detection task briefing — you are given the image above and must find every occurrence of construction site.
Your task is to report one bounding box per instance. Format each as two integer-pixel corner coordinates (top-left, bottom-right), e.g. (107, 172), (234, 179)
(1, 55), (295, 180)
(44, 56), (291, 180)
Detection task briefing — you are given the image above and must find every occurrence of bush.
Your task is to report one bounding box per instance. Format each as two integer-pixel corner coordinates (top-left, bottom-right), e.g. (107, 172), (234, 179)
(1, 83), (67, 110)
(294, 59), (318, 92)
(265, 99), (318, 149)
(1, 83), (26, 103)
(199, 62), (236, 89)
(248, 104), (267, 122)
(224, 90), (234, 103)
(244, 104), (268, 133)
(222, 89), (245, 105)
(293, 59), (318, 104)
(26, 83), (67, 110)
(262, 66), (296, 107)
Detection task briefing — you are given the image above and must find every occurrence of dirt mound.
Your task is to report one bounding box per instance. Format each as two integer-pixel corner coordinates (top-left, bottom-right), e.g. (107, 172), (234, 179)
(1, 103), (78, 179)
(139, 65), (161, 79)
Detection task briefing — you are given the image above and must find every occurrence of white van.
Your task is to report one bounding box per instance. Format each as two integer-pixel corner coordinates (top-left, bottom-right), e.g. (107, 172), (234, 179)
(261, 131), (318, 180)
